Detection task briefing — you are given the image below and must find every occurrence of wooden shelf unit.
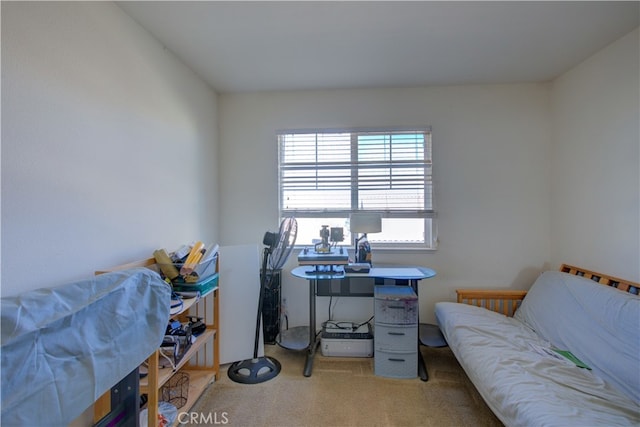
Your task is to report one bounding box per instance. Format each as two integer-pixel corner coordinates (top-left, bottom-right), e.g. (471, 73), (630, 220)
(93, 256), (220, 427)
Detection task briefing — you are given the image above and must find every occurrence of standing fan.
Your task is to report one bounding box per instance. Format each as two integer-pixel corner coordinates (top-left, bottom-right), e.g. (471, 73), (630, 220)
(228, 217), (297, 384)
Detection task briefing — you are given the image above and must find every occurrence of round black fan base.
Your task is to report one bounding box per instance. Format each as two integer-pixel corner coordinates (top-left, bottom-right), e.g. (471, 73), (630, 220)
(227, 356), (281, 384)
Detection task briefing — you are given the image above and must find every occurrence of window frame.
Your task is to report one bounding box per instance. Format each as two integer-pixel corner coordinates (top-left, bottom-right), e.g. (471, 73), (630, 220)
(277, 127), (437, 250)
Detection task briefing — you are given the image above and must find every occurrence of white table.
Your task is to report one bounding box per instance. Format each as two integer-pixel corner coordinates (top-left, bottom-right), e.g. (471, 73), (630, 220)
(287, 265), (436, 380)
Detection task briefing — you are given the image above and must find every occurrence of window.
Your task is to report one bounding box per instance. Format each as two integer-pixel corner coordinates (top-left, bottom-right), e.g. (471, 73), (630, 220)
(278, 128), (436, 249)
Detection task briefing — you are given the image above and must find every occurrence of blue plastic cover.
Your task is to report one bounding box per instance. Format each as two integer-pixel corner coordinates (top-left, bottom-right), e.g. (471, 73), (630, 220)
(1, 267), (171, 426)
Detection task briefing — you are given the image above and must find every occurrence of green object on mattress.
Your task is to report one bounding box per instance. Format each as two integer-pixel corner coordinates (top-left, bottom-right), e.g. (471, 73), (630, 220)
(553, 348), (591, 370)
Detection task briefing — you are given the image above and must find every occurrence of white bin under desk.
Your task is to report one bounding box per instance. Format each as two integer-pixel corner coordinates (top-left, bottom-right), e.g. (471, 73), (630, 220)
(374, 285), (418, 379)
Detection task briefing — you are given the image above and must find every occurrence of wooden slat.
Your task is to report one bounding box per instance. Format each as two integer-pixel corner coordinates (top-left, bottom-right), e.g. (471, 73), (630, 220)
(95, 257), (157, 275)
(456, 289), (527, 317)
(147, 350), (160, 427)
(92, 392), (111, 424)
(560, 264), (639, 295)
(455, 264), (638, 318)
(456, 289), (528, 302)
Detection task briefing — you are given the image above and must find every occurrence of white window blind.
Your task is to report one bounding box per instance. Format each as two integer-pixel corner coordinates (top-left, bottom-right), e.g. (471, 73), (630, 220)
(278, 128), (436, 248)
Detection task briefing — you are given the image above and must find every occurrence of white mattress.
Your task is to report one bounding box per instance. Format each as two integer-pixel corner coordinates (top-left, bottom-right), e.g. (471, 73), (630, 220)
(436, 302), (640, 427)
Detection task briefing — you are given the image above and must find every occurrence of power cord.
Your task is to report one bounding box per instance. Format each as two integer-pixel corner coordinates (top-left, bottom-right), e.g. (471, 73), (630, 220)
(328, 295), (340, 321)
(158, 347), (177, 371)
(355, 316), (374, 329)
(324, 295), (374, 331)
(322, 320), (356, 330)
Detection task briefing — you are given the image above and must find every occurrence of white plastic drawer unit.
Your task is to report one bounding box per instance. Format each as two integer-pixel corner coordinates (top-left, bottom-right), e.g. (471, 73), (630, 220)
(374, 324), (418, 351)
(374, 350), (418, 379)
(374, 286), (418, 325)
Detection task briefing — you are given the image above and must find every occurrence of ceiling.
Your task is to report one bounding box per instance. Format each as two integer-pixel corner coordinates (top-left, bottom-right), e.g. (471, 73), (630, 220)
(118, 1), (639, 94)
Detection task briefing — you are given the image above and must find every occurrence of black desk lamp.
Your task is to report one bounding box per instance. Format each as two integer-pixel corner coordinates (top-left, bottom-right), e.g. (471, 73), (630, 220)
(349, 213), (382, 264)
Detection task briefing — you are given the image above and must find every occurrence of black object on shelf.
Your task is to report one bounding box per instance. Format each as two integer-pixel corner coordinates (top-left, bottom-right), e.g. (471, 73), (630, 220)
(93, 368), (139, 427)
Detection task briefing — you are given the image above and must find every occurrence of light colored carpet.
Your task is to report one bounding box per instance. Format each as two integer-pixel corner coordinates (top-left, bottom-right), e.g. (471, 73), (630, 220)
(189, 345), (503, 427)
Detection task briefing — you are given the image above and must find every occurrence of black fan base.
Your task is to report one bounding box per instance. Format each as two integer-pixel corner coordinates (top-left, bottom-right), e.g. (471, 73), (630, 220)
(227, 356), (281, 384)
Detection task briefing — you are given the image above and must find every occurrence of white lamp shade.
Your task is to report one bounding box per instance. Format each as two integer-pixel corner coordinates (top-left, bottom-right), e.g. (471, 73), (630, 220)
(349, 213), (382, 233)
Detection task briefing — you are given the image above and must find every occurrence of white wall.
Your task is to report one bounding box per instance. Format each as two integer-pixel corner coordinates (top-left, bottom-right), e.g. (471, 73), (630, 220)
(2, 2), (635, 424)
(219, 84), (552, 324)
(1, 2), (220, 296)
(550, 28), (640, 282)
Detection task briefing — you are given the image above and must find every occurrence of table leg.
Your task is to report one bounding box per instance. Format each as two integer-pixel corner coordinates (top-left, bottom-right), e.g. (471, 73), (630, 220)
(303, 278), (317, 377)
(418, 348), (429, 381)
(411, 278), (429, 381)
(410, 278), (418, 295)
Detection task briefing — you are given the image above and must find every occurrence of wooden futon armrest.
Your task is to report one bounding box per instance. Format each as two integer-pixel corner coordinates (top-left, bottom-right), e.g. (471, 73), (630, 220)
(456, 289), (528, 317)
(455, 263), (640, 318)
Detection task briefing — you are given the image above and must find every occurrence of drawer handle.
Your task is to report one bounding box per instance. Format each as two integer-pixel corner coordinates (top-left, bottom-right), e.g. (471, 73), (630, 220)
(388, 358), (406, 362)
(388, 305), (405, 310)
(388, 332), (405, 336)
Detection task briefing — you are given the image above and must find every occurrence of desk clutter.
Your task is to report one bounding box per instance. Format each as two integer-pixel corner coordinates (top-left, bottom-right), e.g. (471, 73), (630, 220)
(144, 242), (219, 385)
(153, 241), (219, 306)
(153, 241), (219, 285)
(158, 316), (206, 369)
(148, 241), (220, 375)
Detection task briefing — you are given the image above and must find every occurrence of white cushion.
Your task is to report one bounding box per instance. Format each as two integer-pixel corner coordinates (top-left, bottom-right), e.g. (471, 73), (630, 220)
(514, 271), (640, 403)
